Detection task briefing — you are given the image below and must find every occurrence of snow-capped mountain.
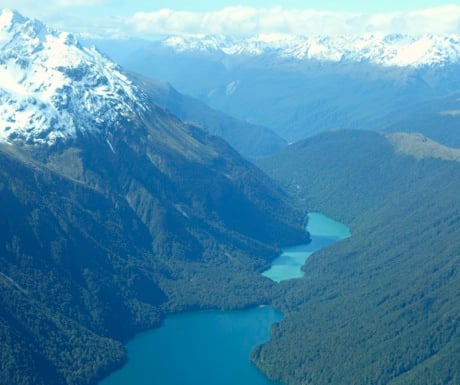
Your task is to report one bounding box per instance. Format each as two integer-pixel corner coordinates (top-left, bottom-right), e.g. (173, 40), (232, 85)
(163, 33), (460, 67)
(92, 29), (460, 144)
(0, 12), (309, 385)
(0, 9), (145, 145)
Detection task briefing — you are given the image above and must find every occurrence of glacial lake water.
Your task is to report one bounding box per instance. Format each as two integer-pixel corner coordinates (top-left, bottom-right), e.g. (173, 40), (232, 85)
(99, 307), (283, 385)
(262, 212), (350, 282)
(100, 212), (349, 385)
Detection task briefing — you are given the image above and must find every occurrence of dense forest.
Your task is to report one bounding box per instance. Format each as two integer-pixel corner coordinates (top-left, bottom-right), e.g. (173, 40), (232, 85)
(2, 8), (460, 385)
(3, 126), (459, 385)
(255, 130), (460, 385)
(0, 105), (307, 385)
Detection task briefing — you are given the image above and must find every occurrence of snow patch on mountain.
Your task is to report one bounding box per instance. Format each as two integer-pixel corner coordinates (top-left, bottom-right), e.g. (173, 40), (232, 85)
(0, 9), (146, 145)
(163, 33), (460, 67)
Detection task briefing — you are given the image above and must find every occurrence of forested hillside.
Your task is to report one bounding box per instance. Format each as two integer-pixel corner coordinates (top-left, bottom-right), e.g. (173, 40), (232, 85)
(0, 117), (307, 385)
(0, 11), (311, 384)
(384, 91), (460, 148)
(0, 91), (307, 385)
(3, 8), (460, 385)
(256, 130), (460, 385)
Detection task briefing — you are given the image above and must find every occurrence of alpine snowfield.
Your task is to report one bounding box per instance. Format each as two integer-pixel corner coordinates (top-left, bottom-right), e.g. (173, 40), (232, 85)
(0, 9), (145, 145)
(163, 33), (460, 67)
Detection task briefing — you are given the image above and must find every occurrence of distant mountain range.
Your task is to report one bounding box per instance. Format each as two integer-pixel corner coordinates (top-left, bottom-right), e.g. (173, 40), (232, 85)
(0, 10), (284, 158)
(93, 34), (460, 143)
(0, 9), (306, 385)
(2, 8), (459, 385)
(128, 73), (287, 158)
(161, 33), (460, 67)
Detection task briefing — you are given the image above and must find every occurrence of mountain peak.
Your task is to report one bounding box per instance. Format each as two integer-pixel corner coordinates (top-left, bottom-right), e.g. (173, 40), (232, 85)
(0, 8), (49, 47)
(0, 8), (27, 29)
(0, 9), (144, 145)
(162, 33), (460, 67)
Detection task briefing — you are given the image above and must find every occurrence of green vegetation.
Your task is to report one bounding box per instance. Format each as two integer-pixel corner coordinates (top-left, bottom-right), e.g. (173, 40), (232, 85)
(3, 66), (459, 385)
(0, 277), (125, 385)
(0, 105), (307, 385)
(256, 130), (460, 385)
(384, 90), (460, 148)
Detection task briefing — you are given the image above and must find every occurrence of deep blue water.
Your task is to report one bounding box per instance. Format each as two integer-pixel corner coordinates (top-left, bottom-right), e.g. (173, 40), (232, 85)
(99, 213), (350, 385)
(99, 307), (283, 385)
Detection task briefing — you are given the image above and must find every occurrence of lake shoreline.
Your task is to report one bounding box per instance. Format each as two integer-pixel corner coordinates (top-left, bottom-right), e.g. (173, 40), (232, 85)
(99, 213), (350, 385)
(262, 212), (350, 282)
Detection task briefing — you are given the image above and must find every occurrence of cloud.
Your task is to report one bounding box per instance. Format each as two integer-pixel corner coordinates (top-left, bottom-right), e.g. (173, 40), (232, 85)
(4, 3), (460, 39)
(0, 1), (122, 38)
(0, 0), (104, 10)
(127, 5), (460, 38)
(55, 0), (107, 6)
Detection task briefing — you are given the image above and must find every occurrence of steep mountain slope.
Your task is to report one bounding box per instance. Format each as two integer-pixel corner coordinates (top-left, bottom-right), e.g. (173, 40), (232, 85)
(0, 10), (307, 385)
(128, 73), (287, 158)
(256, 130), (460, 385)
(96, 34), (460, 142)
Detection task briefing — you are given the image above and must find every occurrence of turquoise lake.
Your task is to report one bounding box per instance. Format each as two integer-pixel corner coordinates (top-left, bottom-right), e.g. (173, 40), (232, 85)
(100, 213), (349, 385)
(99, 307), (283, 385)
(262, 212), (350, 282)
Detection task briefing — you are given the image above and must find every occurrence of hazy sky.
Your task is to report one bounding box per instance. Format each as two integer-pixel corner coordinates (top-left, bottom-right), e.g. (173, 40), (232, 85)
(1, 0), (460, 38)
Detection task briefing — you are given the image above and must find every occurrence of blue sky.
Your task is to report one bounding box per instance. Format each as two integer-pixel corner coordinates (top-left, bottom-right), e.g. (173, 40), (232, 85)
(2, 0), (460, 38)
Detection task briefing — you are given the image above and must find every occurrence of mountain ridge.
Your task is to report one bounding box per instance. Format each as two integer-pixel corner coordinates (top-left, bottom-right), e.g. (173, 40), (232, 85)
(0, 8), (145, 145)
(161, 33), (460, 67)
(104, 33), (460, 143)
(0, 10), (308, 385)
(0, 8), (286, 158)
(128, 73), (287, 158)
